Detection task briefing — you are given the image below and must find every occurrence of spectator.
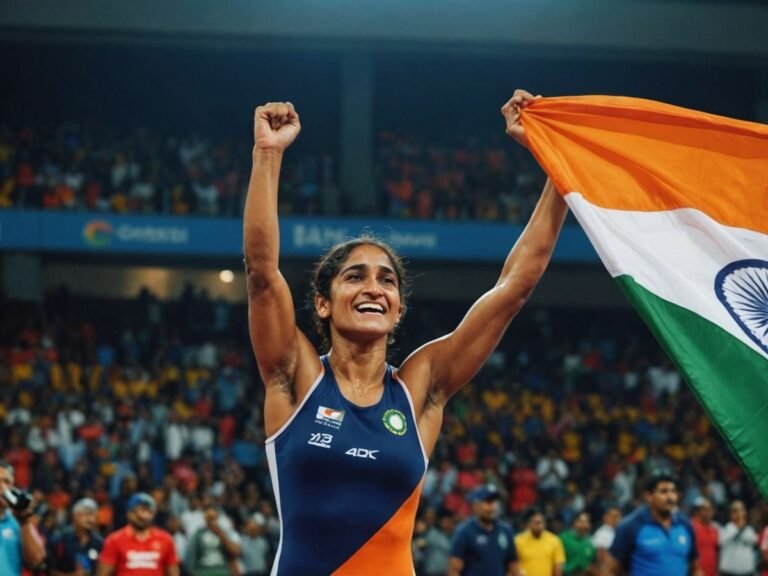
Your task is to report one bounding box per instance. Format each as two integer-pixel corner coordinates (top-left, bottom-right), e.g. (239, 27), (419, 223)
(560, 511), (596, 576)
(421, 511), (455, 576)
(239, 517), (270, 576)
(97, 492), (178, 576)
(691, 496), (719, 576)
(47, 498), (104, 576)
(183, 506), (241, 576)
(536, 448), (569, 500)
(607, 470), (698, 576)
(514, 508), (565, 576)
(0, 460), (46, 576)
(448, 485), (518, 576)
(592, 506), (621, 571)
(760, 521), (768, 576)
(163, 515), (187, 571)
(412, 516), (429, 574)
(719, 500), (757, 576)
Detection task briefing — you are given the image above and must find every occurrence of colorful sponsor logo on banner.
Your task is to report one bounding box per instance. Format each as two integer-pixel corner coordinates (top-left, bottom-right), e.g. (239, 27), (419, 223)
(83, 220), (113, 247)
(83, 219), (189, 248)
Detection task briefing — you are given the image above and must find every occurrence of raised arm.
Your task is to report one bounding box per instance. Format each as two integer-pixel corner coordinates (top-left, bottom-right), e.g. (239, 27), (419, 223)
(245, 103), (322, 434)
(400, 90), (567, 411)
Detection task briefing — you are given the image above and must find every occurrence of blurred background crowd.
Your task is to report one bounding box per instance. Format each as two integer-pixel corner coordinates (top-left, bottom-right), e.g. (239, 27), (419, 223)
(0, 124), (546, 223)
(2, 288), (767, 574)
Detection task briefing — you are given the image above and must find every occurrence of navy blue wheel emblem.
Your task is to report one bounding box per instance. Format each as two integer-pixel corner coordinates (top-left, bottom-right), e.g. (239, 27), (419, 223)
(715, 259), (768, 356)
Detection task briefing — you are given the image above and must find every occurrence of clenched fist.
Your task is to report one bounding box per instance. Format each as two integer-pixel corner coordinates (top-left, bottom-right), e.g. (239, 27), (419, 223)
(254, 102), (301, 152)
(501, 89), (541, 149)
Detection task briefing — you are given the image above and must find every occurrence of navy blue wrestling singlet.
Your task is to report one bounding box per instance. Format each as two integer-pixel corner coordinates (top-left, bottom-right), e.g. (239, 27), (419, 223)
(265, 356), (427, 575)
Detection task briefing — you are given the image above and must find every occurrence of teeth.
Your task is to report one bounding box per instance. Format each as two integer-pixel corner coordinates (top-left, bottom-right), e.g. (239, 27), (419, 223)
(356, 304), (384, 313)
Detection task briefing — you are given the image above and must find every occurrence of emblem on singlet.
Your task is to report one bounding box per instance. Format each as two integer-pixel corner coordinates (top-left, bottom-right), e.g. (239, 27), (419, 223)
(315, 406), (345, 429)
(382, 409), (407, 436)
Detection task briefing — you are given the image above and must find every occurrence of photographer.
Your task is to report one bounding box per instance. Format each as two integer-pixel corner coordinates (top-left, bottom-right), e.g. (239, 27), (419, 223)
(0, 460), (46, 575)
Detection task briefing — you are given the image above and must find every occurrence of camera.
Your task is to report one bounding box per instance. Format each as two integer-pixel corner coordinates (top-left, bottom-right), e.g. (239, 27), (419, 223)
(2, 487), (32, 512)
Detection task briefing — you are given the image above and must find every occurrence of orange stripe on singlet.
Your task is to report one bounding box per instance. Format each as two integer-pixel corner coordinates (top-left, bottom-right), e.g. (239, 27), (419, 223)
(332, 480), (423, 576)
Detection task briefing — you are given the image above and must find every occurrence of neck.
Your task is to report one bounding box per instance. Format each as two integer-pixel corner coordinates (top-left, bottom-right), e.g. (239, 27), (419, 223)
(328, 344), (388, 400)
(650, 507), (672, 527)
(131, 525), (151, 539)
(477, 517), (494, 531)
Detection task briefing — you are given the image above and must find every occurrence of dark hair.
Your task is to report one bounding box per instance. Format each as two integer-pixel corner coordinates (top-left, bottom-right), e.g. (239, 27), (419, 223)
(0, 460), (13, 476)
(309, 235), (409, 352)
(644, 469), (678, 493)
(522, 507), (543, 524)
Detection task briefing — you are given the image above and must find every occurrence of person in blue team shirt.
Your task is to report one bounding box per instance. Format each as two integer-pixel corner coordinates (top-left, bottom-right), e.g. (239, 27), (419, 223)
(607, 470), (702, 576)
(448, 484), (519, 576)
(47, 498), (104, 576)
(0, 460), (47, 576)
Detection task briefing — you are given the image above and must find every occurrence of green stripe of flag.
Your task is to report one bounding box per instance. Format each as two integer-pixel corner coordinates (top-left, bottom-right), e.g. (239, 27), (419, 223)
(616, 275), (768, 499)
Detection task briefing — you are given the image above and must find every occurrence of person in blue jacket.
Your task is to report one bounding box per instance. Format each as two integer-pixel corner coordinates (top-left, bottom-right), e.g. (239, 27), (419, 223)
(448, 484), (518, 576)
(607, 470), (701, 576)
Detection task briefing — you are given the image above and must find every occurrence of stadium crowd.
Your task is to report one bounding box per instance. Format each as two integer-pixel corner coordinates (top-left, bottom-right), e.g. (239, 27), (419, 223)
(377, 131), (543, 222)
(0, 125), (544, 222)
(1, 287), (768, 575)
(0, 124), (336, 217)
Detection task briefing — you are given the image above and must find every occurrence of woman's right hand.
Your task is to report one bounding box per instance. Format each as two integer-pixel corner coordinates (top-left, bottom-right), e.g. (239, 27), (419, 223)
(254, 102), (301, 152)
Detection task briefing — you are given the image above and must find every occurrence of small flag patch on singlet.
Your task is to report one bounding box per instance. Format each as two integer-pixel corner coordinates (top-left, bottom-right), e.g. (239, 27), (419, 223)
(315, 406), (345, 428)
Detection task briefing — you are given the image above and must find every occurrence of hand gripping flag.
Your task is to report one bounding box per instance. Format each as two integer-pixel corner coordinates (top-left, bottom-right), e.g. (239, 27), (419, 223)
(522, 96), (768, 497)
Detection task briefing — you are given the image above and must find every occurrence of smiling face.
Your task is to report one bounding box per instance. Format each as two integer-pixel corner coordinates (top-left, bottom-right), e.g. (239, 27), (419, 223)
(316, 244), (404, 346)
(311, 238), (408, 351)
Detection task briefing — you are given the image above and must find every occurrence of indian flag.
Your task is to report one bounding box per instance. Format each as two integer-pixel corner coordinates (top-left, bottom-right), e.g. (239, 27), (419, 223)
(522, 96), (768, 497)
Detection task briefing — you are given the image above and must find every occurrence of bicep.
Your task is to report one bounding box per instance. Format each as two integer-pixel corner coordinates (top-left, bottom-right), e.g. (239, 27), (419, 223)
(403, 284), (524, 401)
(247, 270), (312, 384)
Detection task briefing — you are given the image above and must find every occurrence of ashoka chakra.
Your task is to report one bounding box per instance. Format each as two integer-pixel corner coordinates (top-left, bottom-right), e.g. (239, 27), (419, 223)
(715, 259), (768, 355)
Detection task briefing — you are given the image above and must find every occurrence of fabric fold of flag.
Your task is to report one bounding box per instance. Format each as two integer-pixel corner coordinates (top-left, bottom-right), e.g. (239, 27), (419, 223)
(522, 96), (768, 497)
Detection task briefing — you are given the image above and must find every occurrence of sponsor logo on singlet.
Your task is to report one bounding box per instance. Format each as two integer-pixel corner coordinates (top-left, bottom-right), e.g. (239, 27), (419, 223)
(308, 432), (334, 449)
(345, 448), (379, 460)
(315, 406), (345, 429)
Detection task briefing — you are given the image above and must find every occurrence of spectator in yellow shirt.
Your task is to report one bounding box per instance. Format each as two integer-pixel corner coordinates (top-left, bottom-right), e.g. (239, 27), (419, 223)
(515, 508), (566, 576)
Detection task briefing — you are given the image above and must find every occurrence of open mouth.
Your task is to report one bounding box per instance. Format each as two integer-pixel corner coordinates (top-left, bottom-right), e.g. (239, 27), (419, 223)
(355, 303), (385, 314)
